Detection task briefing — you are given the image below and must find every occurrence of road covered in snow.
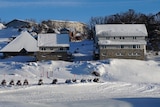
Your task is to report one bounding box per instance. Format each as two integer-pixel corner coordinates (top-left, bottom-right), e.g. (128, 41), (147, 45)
(0, 40), (160, 107)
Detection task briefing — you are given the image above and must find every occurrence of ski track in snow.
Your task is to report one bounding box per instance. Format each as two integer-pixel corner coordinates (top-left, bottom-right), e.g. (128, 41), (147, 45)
(1, 81), (160, 106)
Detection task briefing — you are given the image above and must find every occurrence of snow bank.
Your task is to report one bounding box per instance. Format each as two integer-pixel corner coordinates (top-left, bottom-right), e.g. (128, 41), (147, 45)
(97, 59), (160, 83)
(0, 58), (160, 107)
(0, 23), (6, 30)
(0, 58), (160, 84)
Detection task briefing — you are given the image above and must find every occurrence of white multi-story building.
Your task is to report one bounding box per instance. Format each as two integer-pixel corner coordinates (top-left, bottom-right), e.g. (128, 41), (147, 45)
(95, 24), (148, 60)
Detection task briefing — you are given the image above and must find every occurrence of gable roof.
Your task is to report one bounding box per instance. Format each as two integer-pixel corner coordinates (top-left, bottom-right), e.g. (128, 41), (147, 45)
(95, 24), (148, 37)
(5, 19), (36, 28)
(38, 33), (69, 47)
(0, 31), (39, 52)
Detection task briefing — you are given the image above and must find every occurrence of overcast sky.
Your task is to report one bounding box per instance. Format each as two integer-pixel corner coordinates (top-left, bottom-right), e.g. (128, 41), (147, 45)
(0, 0), (159, 23)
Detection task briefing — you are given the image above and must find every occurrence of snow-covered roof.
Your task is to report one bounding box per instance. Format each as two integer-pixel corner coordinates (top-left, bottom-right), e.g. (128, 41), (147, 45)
(38, 33), (69, 47)
(0, 28), (20, 38)
(0, 31), (39, 52)
(98, 40), (147, 45)
(95, 24), (148, 37)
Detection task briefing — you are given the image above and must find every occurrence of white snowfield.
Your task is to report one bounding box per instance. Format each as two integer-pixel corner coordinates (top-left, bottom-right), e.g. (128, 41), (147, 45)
(0, 58), (160, 107)
(0, 40), (160, 107)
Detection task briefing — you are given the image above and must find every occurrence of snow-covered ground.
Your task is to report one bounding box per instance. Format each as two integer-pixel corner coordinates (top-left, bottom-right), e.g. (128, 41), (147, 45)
(0, 23), (5, 30)
(0, 40), (160, 107)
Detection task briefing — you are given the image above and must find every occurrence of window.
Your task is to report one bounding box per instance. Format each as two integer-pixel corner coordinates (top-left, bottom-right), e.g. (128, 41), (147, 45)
(100, 45), (106, 49)
(128, 53), (132, 56)
(133, 45), (140, 49)
(41, 47), (46, 50)
(135, 53), (140, 56)
(121, 45), (124, 49)
(133, 37), (137, 39)
(133, 45), (136, 48)
(106, 37), (110, 40)
(119, 37), (125, 40)
(137, 45), (140, 48)
(128, 53), (140, 56)
(59, 47), (63, 50)
(102, 53), (106, 56)
(57, 55), (62, 57)
(116, 53), (124, 56)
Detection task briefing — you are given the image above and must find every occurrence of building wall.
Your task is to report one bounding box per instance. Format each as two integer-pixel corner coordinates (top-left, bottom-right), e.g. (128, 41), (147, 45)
(99, 49), (145, 60)
(96, 34), (147, 60)
(98, 36), (145, 41)
(99, 45), (145, 49)
(36, 52), (72, 61)
(39, 47), (69, 52)
(3, 52), (35, 58)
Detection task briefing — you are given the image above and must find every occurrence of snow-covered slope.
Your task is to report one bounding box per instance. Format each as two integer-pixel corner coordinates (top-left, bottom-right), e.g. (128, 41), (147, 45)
(0, 40), (160, 107)
(0, 58), (160, 107)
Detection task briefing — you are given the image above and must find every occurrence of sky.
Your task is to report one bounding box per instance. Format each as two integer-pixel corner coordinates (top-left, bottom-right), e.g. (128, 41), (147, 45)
(0, 0), (160, 23)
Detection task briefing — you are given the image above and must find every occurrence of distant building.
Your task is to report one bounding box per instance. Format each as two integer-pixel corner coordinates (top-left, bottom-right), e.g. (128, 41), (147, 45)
(36, 33), (71, 61)
(5, 19), (37, 30)
(95, 24), (148, 60)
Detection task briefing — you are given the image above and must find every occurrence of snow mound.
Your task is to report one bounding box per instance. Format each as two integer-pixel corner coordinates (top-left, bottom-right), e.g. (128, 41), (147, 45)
(0, 58), (160, 84)
(98, 59), (160, 83)
(0, 23), (6, 30)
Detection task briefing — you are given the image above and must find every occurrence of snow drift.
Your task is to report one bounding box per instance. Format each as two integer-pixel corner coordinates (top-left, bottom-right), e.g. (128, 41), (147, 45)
(0, 23), (5, 30)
